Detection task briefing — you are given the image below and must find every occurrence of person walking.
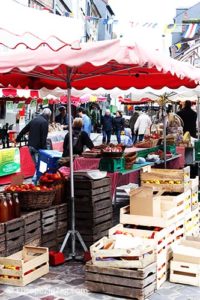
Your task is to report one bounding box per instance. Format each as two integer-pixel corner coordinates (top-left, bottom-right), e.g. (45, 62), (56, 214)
(129, 109), (139, 143)
(63, 118), (94, 157)
(177, 100), (197, 138)
(77, 107), (92, 136)
(113, 111), (124, 144)
(101, 109), (113, 144)
(134, 110), (152, 142)
(16, 108), (52, 181)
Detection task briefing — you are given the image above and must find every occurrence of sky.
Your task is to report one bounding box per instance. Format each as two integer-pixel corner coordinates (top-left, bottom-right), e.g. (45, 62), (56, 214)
(109, 0), (200, 52)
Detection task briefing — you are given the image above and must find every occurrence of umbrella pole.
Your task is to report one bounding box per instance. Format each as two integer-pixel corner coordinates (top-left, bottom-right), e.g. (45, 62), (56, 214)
(163, 102), (167, 168)
(60, 86), (88, 259)
(198, 96), (200, 139)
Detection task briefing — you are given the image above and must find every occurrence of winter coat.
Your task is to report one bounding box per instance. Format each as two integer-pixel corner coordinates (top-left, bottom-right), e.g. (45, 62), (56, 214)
(113, 116), (124, 131)
(101, 115), (113, 131)
(129, 112), (139, 131)
(82, 114), (92, 135)
(16, 115), (49, 150)
(177, 108), (197, 138)
(63, 128), (94, 157)
(134, 113), (152, 135)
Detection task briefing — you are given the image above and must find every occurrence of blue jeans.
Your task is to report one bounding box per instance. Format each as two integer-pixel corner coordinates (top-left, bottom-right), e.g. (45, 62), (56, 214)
(115, 130), (121, 144)
(102, 130), (112, 144)
(29, 146), (38, 183)
(138, 134), (144, 142)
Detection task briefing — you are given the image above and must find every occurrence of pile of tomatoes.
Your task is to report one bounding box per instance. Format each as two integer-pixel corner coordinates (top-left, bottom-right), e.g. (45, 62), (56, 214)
(39, 172), (62, 184)
(4, 183), (53, 192)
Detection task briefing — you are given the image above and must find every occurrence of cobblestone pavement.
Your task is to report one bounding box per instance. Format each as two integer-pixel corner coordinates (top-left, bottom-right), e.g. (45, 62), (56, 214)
(0, 260), (200, 300)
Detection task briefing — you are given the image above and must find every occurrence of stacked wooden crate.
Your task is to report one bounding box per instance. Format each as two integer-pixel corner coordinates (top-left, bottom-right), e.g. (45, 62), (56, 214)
(86, 234), (156, 299)
(170, 237), (200, 287)
(41, 207), (57, 250)
(67, 177), (113, 247)
(117, 166), (199, 289)
(86, 262), (156, 300)
(56, 203), (68, 248)
(23, 211), (41, 246)
(3, 218), (24, 256)
(0, 224), (5, 256)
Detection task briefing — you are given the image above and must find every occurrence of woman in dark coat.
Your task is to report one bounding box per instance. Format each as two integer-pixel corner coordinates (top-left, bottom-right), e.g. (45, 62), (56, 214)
(63, 118), (94, 157)
(113, 111), (124, 144)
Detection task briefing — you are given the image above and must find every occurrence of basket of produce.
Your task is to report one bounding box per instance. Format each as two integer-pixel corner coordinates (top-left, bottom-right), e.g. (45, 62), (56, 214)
(124, 152), (137, 169)
(101, 144), (125, 158)
(5, 184), (56, 211)
(39, 170), (66, 205)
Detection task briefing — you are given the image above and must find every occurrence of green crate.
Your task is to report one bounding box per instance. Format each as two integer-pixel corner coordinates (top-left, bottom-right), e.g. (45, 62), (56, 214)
(99, 157), (125, 172)
(137, 146), (160, 158)
(195, 140), (200, 161)
(159, 145), (176, 155)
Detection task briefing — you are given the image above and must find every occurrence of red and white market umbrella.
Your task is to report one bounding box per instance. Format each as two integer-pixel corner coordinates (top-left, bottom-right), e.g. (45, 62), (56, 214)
(0, 0), (82, 51)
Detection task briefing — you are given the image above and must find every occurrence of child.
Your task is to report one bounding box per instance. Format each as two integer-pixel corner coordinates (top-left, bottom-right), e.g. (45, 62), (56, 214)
(122, 128), (133, 147)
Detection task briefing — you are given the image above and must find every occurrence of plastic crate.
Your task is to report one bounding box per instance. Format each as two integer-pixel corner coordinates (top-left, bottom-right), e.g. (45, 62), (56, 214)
(195, 140), (200, 161)
(36, 150), (62, 180)
(159, 145), (176, 155)
(99, 157), (125, 172)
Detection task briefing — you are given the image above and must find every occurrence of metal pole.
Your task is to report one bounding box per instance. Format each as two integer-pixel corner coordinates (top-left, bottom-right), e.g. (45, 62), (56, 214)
(163, 102), (167, 168)
(67, 87), (76, 258)
(198, 96), (200, 139)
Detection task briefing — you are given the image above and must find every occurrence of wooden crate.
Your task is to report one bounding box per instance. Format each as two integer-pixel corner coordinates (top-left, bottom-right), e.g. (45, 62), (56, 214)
(41, 207), (57, 234)
(0, 246), (49, 286)
(184, 208), (199, 236)
(55, 203), (67, 231)
(175, 219), (185, 241)
(120, 205), (184, 228)
(109, 223), (174, 289)
(90, 236), (155, 269)
(85, 261), (156, 300)
(190, 177), (199, 211)
(67, 177), (112, 247)
(172, 238), (200, 264)
(140, 166), (191, 193)
(41, 231), (57, 250)
(170, 260), (200, 287)
(0, 224), (5, 255)
(22, 211), (41, 244)
(5, 218), (24, 253)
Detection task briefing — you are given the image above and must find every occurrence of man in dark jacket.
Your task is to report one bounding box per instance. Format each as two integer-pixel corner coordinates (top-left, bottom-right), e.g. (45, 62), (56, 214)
(55, 106), (72, 129)
(177, 100), (197, 138)
(16, 108), (52, 166)
(101, 109), (113, 144)
(129, 110), (139, 143)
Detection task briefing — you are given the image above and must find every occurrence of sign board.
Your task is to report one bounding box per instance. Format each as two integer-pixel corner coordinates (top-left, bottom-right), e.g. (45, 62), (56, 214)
(0, 148), (21, 177)
(6, 101), (14, 112)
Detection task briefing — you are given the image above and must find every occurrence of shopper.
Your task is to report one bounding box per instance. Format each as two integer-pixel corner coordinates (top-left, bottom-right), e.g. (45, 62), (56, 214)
(63, 118), (94, 157)
(90, 105), (101, 133)
(122, 128), (133, 147)
(113, 111), (124, 144)
(77, 107), (92, 136)
(129, 109), (139, 143)
(177, 100), (197, 138)
(55, 106), (72, 129)
(16, 108), (52, 181)
(134, 110), (152, 142)
(101, 109), (113, 144)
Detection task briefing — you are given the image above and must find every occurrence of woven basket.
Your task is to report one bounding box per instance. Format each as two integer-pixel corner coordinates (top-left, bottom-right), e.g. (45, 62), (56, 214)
(18, 190), (56, 211)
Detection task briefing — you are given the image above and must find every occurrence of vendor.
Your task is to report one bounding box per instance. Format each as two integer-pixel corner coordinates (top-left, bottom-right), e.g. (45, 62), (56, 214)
(55, 106), (73, 129)
(63, 118), (94, 157)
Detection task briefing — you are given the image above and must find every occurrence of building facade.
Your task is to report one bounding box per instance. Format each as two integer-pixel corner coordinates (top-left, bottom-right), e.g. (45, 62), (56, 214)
(171, 3), (200, 58)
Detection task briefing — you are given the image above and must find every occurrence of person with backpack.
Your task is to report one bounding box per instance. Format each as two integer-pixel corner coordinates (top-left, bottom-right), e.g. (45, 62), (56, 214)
(62, 117), (94, 157)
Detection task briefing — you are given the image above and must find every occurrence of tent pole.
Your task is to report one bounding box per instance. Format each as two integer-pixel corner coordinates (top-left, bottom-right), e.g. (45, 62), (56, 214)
(60, 77), (88, 259)
(163, 101), (167, 169)
(198, 96), (200, 139)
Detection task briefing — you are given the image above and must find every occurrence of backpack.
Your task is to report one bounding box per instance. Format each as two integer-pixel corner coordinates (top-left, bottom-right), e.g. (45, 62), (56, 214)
(72, 131), (82, 154)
